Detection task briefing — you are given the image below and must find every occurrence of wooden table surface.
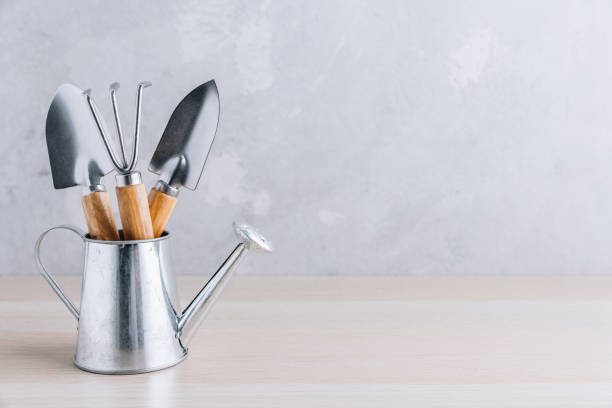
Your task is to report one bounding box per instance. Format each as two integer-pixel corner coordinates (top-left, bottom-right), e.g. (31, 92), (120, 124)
(2, 275), (612, 407)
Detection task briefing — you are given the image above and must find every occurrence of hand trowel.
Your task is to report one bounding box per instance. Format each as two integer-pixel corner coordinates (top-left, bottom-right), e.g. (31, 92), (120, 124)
(45, 84), (120, 241)
(148, 80), (220, 237)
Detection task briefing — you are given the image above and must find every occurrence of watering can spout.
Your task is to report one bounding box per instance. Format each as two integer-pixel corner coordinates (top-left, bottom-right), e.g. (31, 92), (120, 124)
(177, 223), (272, 344)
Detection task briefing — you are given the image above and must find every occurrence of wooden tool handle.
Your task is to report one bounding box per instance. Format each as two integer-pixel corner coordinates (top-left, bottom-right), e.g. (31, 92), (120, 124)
(81, 191), (120, 241)
(81, 191), (119, 241)
(148, 188), (178, 238)
(116, 183), (154, 240)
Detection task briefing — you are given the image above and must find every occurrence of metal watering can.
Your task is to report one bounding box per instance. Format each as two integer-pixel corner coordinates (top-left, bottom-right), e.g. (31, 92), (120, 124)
(34, 222), (271, 374)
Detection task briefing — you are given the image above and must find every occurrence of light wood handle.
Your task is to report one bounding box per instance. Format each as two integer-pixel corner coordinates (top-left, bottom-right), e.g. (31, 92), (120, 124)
(148, 188), (178, 238)
(116, 183), (154, 240)
(81, 191), (120, 241)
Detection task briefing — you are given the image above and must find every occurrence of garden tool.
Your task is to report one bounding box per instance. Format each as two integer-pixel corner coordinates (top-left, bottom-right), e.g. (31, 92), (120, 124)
(85, 81), (154, 240)
(148, 80), (220, 237)
(45, 83), (120, 241)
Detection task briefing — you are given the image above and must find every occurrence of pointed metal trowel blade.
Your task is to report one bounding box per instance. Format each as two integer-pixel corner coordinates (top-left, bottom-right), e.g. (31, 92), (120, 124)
(45, 84), (114, 189)
(149, 80), (220, 191)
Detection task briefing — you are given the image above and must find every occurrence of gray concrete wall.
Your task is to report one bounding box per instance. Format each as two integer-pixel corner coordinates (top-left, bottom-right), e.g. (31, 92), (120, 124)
(2, 0), (612, 275)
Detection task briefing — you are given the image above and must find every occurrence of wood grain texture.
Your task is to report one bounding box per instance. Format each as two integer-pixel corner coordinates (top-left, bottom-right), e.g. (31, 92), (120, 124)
(80, 191), (120, 241)
(115, 183), (154, 240)
(148, 188), (178, 238)
(2, 276), (612, 407)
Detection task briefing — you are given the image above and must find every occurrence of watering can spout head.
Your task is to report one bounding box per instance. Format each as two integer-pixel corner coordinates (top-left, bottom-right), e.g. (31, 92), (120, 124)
(233, 222), (273, 253)
(177, 223), (272, 344)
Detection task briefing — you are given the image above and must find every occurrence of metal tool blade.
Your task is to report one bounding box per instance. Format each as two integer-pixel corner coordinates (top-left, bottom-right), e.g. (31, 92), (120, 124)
(45, 84), (114, 189)
(149, 80), (220, 191)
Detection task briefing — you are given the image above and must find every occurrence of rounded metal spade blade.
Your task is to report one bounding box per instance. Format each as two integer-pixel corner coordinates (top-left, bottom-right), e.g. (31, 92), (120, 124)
(148, 80), (220, 191)
(45, 84), (115, 189)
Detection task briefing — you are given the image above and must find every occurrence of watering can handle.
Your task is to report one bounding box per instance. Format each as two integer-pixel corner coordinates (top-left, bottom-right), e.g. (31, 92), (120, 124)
(34, 225), (86, 320)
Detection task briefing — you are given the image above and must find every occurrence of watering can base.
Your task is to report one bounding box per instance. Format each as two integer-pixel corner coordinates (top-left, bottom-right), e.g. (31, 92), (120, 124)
(73, 350), (188, 375)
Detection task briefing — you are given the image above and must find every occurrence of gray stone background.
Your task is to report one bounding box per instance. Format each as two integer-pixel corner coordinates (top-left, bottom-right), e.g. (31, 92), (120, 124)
(2, 0), (612, 275)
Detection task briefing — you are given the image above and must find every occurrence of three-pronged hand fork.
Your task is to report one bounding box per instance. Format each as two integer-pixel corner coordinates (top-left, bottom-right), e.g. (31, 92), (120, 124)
(84, 81), (154, 240)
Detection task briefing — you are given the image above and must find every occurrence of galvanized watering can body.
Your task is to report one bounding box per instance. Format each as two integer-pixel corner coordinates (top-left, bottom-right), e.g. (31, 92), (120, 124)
(34, 223), (271, 374)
